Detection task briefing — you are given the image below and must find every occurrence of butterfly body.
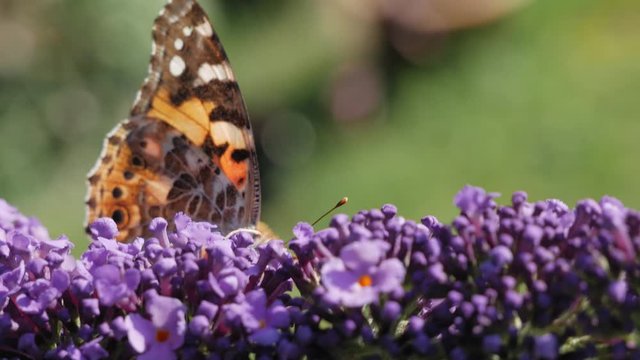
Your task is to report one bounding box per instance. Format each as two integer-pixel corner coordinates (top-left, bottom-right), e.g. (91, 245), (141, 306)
(86, 0), (260, 241)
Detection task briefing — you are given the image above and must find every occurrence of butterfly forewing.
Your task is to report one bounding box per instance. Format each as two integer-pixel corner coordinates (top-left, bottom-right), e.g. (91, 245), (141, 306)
(86, 0), (260, 241)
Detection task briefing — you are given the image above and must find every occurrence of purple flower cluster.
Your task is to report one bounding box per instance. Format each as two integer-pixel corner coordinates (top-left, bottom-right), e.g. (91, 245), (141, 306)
(287, 186), (640, 358)
(0, 203), (294, 359)
(1, 186), (640, 359)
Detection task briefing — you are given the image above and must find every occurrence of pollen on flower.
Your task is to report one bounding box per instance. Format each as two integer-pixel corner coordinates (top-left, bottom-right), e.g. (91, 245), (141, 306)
(259, 319), (267, 329)
(156, 329), (170, 343)
(358, 275), (373, 287)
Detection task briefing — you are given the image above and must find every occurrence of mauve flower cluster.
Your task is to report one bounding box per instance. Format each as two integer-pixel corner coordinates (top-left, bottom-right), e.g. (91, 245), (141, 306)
(1, 185), (640, 359)
(287, 186), (640, 358)
(0, 200), (294, 359)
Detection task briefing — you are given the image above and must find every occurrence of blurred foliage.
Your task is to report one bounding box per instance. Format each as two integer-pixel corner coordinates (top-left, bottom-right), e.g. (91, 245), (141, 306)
(0, 0), (639, 254)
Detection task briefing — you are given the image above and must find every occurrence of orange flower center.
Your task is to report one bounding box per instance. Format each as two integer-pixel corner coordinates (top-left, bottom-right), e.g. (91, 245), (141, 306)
(259, 319), (267, 329)
(358, 275), (373, 287)
(155, 329), (170, 343)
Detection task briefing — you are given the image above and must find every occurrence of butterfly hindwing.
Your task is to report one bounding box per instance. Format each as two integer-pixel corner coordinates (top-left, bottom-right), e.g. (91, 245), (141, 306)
(86, 0), (260, 241)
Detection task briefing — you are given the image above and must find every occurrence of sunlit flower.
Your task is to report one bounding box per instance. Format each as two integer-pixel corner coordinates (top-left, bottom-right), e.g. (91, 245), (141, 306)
(320, 240), (406, 307)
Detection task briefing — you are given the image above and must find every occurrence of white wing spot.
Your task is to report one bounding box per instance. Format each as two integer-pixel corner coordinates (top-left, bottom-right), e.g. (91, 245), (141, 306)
(174, 38), (184, 51)
(195, 21), (213, 37)
(169, 55), (186, 77)
(210, 121), (247, 149)
(198, 62), (235, 83)
(183, 26), (193, 36)
(198, 63), (216, 83)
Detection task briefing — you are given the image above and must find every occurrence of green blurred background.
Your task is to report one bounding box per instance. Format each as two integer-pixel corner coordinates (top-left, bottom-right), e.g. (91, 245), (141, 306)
(0, 0), (639, 253)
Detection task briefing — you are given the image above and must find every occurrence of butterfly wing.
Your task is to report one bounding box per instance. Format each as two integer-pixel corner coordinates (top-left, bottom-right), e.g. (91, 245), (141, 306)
(86, 0), (260, 241)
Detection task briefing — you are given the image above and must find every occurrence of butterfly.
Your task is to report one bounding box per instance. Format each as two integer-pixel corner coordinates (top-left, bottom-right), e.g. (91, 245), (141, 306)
(85, 0), (261, 242)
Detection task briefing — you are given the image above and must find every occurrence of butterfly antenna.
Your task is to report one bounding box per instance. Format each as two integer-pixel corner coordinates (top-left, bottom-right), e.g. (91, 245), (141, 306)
(311, 197), (348, 226)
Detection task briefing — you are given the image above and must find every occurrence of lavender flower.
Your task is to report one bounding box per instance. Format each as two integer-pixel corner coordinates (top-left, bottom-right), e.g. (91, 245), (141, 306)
(320, 240), (405, 307)
(0, 185), (639, 358)
(226, 289), (290, 345)
(93, 264), (140, 309)
(126, 290), (186, 360)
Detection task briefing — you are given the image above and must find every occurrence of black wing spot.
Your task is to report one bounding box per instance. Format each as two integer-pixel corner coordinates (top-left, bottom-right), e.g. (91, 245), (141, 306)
(124, 170), (135, 180)
(231, 149), (249, 163)
(131, 155), (145, 168)
(111, 209), (125, 225)
(112, 187), (123, 199)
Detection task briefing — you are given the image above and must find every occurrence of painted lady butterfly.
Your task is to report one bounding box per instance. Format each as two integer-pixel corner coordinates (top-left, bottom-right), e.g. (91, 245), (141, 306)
(85, 0), (261, 242)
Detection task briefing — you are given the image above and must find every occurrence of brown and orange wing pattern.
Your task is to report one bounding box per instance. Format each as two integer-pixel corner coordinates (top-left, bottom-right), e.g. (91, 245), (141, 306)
(86, 0), (260, 242)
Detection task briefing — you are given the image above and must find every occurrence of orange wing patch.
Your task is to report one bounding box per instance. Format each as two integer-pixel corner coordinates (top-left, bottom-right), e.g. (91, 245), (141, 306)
(149, 90), (251, 192)
(148, 87), (215, 146)
(210, 121), (251, 191)
(219, 145), (248, 190)
(86, 122), (173, 242)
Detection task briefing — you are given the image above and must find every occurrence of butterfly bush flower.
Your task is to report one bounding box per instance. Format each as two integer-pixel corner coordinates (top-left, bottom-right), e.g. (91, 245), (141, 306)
(2, 186), (640, 358)
(226, 289), (290, 345)
(320, 240), (405, 307)
(126, 290), (186, 360)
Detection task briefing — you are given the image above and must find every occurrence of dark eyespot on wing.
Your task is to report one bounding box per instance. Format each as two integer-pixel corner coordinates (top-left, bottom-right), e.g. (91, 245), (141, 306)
(231, 149), (249, 163)
(112, 209), (125, 225)
(112, 187), (123, 199)
(131, 155), (145, 167)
